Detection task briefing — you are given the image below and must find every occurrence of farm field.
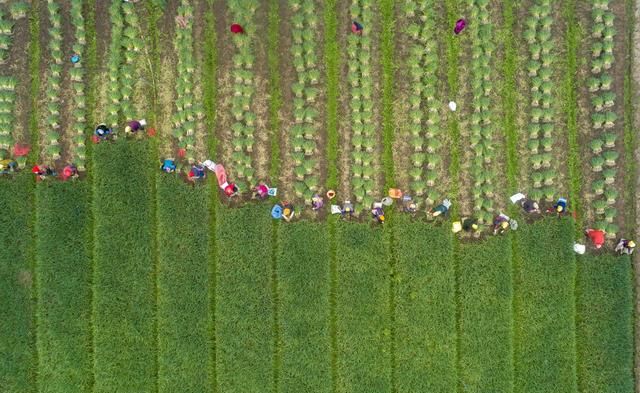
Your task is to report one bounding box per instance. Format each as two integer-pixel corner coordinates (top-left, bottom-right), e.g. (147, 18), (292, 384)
(0, 0), (638, 392)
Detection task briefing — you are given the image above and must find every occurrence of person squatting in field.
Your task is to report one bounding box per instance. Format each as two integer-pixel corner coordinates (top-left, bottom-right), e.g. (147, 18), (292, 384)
(202, 160), (238, 197)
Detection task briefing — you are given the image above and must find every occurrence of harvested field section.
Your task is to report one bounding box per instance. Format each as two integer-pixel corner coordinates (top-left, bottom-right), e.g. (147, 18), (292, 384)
(395, 0), (448, 208)
(277, 222), (332, 393)
(92, 140), (157, 393)
(215, 204), (274, 392)
(458, 236), (513, 392)
(35, 182), (92, 392)
(156, 175), (211, 393)
(576, 254), (634, 393)
(513, 218), (577, 393)
(335, 222), (391, 392)
(0, 175), (35, 393)
(393, 218), (457, 392)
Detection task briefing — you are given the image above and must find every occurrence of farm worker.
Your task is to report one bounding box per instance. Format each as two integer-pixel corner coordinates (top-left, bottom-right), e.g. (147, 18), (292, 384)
(520, 198), (540, 214)
(492, 213), (511, 235)
(429, 198), (452, 218)
(462, 217), (479, 232)
(94, 123), (113, 141)
(403, 200), (417, 214)
(0, 159), (17, 175)
(311, 194), (324, 210)
(454, 18), (467, 34)
(255, 183), (269, 199)
(342, 200), (354, 219)
(615, 239), (635, 255)
(224, 183), (239, 197)
(125, 119), (146, 135)
(352, 21), (363, 35)
(61, 164), (78, 181)
(161, 159), (177, 173)
(371, 202), (385, 224)
(282, 202), (295, 222)
(553, 197), (568, 215)
(32, 164), (56, 180)
(188, 164), (206, 182)
(585, 228), (605, 249)
(230, 23), (244, 34)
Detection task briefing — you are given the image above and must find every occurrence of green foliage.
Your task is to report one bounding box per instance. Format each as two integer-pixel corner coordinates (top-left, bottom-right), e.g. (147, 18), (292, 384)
(394, 218), (456, 391)
(576, 255), (634, 392)
(335, 222), (391, 392)
(277, 223), (331, 393)
(93, 141), (156, 392)
(514, 218), (577, 393)
(459, 235), (513, 392)
(156, 175), (211, 392)
(35, 182), (92, 391)
(0, 175), (35, 393)
(216, 204), (274, 391)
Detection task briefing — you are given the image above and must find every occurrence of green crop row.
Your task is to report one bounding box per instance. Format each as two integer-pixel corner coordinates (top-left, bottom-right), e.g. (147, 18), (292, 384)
(41, 0), (64, 164)
(394, 218), (457, 391)
(0, 76), (18, 164)
(587, 0), (620, 236)
(105, 1), (142, 126)
(228, 0), (259, 189)
(335, 222), (391, 392)
(514, 218), (577, 393)
(524, 0), (558, 201)
(288, 0), (322, 202)
(403, 0), (444, 206)
(277, 222), (332, 393)
(35, 182), (92, 392)
(105, 0), (122, 126)
(0, 175), (36, 393)
(347, 0), (377, 209)
(69, 0), (88, 171)
(215, 204), (275, 392)
(466, 0), (498, 224)
(458, 235), (513, 392)
(576, 254), (634, 393)
(0, 7), (13, 63)
(92, 140), (157, 393)
(172, 1), (204, 166)
(156, 175), (211, 392)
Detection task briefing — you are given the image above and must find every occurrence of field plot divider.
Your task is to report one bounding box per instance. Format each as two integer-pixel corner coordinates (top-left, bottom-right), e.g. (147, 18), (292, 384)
(444, 0), (461, 217)
(203, 0), (219, 391)
(323, 0), (340, 391)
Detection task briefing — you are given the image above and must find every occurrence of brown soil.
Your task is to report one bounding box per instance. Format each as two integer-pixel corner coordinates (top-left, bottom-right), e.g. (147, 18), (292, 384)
(132, 3), (154, 121)
(4, 3), (30, 145)
(367, 1), (384, 205)
(335, 0), (351, 203)
(193, 0), (209, 162)
(59, 0), (76, 168)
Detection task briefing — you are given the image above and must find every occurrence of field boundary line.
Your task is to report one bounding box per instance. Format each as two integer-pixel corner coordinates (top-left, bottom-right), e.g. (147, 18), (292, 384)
(84, 0), (97, 390)
(28, 3), (41, 392)
(381, 0), (398, 391)
(625, 0), (639, 388)
(323, 0), (340, 391)
(268, 1), (282, 391)
(204, 1), (218, 391)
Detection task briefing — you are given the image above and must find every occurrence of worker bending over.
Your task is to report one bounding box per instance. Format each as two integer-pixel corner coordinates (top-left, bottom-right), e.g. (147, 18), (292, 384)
(585, 228), (605, 249)
(429, 198), (452, 218)
(615, 239), (635, 255)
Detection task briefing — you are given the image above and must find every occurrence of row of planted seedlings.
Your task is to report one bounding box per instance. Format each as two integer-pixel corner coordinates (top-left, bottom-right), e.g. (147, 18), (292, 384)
(348, 0), (377, 211)
(228, 0), (258, 191)
(105, 0), (142, 127)
(289, 0), (322, 204)
(524, 0), (558, 202)
(0, 5), (15, 165)
(171, 1), (205, 168)
(69, 0), (87, 172)
(41, 0), (64, 165)
(465, 0), (498, 224)
(588, 0), (620, 237)
(403, 0), (445, 208)
(0, 3), (27, 63)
